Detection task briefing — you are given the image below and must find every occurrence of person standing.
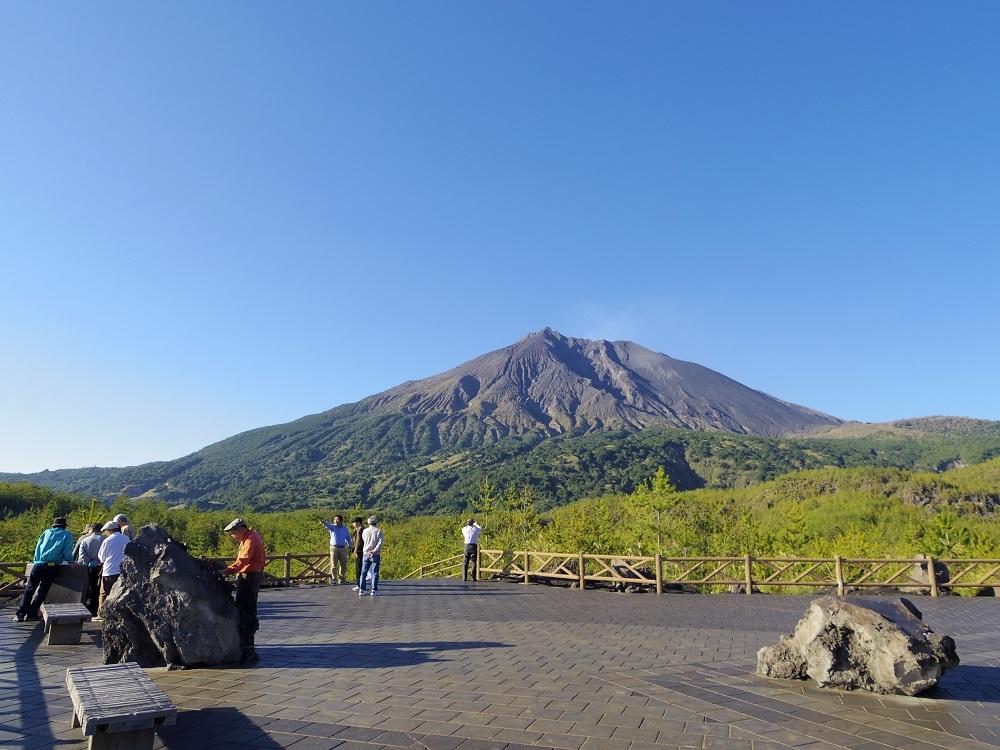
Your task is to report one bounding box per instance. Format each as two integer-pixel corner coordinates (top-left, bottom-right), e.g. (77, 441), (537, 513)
(224, 518), (265, 665)
(358, 516), (384, 597)
(350, 518), (365, 591)
(75, 522), (104, 615)
(321, 515), (351, 585)
(96, 521), (129, 618)
(14, 517), (75, 622)
(113, 514), (135, 541)
(462, 518), (482, 582)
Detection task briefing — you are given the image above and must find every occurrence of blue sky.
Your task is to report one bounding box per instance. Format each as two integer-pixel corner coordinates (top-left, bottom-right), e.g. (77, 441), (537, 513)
(2, 3), (999, 472)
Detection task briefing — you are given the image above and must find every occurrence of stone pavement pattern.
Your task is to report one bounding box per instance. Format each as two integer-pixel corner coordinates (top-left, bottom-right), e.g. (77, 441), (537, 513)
(1, 579), (998, 750)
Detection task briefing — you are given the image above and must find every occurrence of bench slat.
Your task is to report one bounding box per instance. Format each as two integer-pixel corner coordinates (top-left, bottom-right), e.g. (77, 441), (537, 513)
(66, 664), (176, 736)
(42, 603), (92, 624)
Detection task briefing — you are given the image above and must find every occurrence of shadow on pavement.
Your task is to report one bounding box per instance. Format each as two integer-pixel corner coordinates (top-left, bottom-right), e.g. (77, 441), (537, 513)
(156, 707), (285, 749)
(934, 664), (1000, 704)
(256, 639), (510, 669)
(5, 622), (61, 750)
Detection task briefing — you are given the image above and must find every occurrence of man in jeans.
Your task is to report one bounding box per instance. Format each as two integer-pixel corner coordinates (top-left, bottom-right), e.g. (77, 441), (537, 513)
(462, 518), (482, 582)
(14, 517), (75, 622)
(358, 516), (384, 597)
(321, 515), (351, 585)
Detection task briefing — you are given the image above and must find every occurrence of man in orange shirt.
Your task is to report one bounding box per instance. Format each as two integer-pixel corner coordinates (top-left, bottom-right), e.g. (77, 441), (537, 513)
(224, 518), (265, 665)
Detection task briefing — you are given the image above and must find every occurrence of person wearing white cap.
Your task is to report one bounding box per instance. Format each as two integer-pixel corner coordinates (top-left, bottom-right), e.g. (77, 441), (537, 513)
(113, 514), (135, 541)
(96, 522), (129, 617)
(223, 518), (265, 665)
(359, 516), (384, 597)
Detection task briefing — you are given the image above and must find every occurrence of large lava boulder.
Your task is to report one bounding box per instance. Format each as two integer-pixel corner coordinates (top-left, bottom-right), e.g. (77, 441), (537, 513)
(757, 596), (959, 695)
(103, 524), (242, 668)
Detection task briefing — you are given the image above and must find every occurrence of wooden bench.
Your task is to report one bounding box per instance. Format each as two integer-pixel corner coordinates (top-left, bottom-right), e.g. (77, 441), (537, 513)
(66, 663), (176, 750)
(41, 602), (92, 645)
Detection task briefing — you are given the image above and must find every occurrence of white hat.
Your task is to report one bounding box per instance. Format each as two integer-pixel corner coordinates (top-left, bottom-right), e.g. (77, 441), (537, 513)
(223, 518), (248, 532)
(101, 521), (120, 532)
(113, 513), (128, 524)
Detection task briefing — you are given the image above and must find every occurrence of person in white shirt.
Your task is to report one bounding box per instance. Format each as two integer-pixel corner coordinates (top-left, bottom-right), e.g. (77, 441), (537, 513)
(96, 521), (130, 617)
(462, 519), (482, 582)
(359, 516), (384, 597)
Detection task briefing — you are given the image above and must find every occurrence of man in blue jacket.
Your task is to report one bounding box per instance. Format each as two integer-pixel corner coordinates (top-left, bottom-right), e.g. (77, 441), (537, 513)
(14, 516), (75, 622)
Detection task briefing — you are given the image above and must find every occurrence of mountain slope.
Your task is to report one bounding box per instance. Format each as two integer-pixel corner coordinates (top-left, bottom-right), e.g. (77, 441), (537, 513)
(362, 328), (840, 439)
(0, 329), (865, 509)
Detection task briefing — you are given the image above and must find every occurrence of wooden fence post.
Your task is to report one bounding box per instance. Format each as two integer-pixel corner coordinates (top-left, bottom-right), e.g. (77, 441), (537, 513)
(835, 555), (844, 596)
(743, 554), (753, 596)
(283, 553), (292, 586)
(655, 553), (662, 595)
(578, 552), (585, 591)
(523, 551), (529, 584)
(928, 555), (939, 597)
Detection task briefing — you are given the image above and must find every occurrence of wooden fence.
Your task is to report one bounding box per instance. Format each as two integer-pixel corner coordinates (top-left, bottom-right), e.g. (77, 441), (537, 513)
(405, 549), (1000, 597)
(0, 553), (332, 599)
(6, 550), (1000, 598)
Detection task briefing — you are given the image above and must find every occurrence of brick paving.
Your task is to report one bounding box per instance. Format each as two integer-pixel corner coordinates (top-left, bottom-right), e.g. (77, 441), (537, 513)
(1, 579), (998, 749)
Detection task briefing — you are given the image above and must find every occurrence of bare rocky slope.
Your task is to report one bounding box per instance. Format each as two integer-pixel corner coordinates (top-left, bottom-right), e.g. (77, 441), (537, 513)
(363, 328), (841, 439)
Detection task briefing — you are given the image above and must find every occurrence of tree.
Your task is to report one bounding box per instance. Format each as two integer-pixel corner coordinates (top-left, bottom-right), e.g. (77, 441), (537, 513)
(774, 502), (808, 555)
(470, 478), (501, 547)
(628, 467), (678, 553)
(926, 509), (971, 556)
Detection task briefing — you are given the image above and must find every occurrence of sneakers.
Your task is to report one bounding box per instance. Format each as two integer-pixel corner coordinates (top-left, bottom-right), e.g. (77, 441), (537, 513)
(370, 590), (379, 597)
(351, 586), (360, 591)
(358, 590), (365, 597)
(12, 614), (25, 623)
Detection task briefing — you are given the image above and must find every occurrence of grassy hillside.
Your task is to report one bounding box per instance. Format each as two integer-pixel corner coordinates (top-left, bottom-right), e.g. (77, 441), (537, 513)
(3, 458), (998, 582)
(4, 420), (1000, 513)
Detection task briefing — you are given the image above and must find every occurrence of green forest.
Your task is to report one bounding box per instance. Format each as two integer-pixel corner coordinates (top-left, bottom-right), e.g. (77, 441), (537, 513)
(6, 418), (1000, 514)
(2, 456), (998, 583)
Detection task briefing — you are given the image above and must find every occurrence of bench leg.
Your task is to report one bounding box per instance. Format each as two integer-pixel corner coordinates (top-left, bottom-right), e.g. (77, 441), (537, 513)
(88, 728), (155, 750)
(47, 621), (83, 645)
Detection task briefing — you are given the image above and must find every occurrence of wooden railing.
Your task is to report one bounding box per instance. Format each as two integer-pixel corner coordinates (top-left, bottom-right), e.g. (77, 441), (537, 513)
(5, 550), (999, 598)
(401, 554), (465, 580)
(0, 553), (333, 599)
(461, 550), (1000, 596)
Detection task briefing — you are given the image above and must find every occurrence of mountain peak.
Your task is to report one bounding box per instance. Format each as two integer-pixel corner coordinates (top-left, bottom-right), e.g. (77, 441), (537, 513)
(367, 330), (840, 439)
(520, 326), (565, 342)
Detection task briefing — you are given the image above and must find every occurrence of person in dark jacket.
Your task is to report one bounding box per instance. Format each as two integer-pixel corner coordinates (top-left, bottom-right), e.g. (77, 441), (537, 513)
(15, 517), (75, 622)
(350, 517), (365, 591)
(74, 522), (104, 615)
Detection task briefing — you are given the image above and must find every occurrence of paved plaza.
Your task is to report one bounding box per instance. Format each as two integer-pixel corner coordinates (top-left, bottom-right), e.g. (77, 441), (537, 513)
(1, 579), (998, 750)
